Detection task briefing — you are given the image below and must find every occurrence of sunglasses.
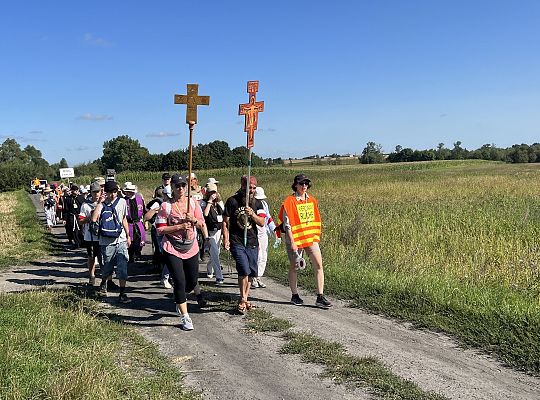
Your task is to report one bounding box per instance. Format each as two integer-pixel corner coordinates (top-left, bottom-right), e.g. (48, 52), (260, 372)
(298, 181), (310, 186)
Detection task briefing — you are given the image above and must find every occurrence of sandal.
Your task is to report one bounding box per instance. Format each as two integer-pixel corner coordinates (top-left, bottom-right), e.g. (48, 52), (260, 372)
(237, 301), (247, 314)
(245, 302), (257, 311)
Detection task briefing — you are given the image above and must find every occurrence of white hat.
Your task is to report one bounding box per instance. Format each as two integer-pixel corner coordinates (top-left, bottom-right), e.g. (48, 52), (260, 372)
(162, 185), (172, 199)
(206, 183), (218, 193)
(80, 186), (88, 194)
(123, 181), (136, 191)
(206, 177), (219, 185)
(189, 172), (197, 179)
(254, 187), (267, 200)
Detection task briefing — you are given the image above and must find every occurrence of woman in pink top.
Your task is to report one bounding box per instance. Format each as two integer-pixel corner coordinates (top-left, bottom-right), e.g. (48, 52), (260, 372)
(156, 174), (208, 331)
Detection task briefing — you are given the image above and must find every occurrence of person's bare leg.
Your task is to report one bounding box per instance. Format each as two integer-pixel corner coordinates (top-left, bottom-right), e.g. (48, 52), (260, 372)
(306, 247), (324, 294)
(288, 263), (298, 294)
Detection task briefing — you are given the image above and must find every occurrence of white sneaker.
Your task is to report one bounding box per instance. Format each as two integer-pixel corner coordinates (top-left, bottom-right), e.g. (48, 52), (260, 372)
(207, 273), (214, 279)
(180, 315), (194, 331)
(251, 279), (259, 289)
(161, 278), (172, 289)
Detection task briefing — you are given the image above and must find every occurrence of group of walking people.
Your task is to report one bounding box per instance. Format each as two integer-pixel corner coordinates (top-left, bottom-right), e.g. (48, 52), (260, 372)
(42, 171), (332, 331)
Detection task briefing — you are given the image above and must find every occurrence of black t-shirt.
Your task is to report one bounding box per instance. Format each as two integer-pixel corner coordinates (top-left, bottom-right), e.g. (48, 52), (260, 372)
(224, 192), (264, 247)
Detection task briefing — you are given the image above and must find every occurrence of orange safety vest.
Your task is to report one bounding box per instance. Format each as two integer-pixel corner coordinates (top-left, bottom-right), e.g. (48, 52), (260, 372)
(278, 194), (321, 248)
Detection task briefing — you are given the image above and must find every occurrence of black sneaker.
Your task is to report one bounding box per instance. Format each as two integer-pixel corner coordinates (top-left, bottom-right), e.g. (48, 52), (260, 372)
(315, 294), (332, 309)
(196, 293), (207, 308)
(290, 294), (304, 306)
(99, 284), (107, 297)
(107, 280), (120, 291)
(119, 293), (131, 304)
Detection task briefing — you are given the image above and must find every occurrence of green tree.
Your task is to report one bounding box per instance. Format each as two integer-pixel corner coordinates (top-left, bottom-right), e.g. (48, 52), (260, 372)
(360, 142), (385, 164)
(101, 135), (150, 172)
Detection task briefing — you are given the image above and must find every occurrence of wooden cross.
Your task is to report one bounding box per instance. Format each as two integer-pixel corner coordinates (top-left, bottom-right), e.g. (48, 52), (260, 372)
(174, 84), (210, 124)
(239, 81), (264, 148)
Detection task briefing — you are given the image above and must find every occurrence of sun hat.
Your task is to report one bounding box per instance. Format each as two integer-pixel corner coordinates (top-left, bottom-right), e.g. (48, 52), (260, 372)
(254, 187), (267, 200)
(206, 177), (219, 185)
(206, 183), (218, 193)
(123, 182), (136, 192)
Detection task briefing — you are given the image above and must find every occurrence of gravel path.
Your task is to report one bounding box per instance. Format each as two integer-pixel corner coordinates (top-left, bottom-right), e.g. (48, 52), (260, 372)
(1, 195), (538, 400)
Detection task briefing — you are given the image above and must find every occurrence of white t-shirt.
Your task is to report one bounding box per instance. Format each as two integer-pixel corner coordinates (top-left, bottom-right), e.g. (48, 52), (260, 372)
(98, 197), (128, 246)
(79, 200), (98, 242)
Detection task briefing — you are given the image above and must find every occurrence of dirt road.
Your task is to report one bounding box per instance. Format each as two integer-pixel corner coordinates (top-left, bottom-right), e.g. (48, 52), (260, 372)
(1, 197), (538, 399)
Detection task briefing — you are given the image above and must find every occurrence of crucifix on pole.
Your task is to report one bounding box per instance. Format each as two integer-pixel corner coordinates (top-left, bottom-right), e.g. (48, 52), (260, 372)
(174, 83), (210, 212)
(238, 80), (264, 245)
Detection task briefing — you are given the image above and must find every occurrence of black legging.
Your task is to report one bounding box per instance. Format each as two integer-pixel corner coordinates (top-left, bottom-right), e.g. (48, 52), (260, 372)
(164, 252), (199, 304)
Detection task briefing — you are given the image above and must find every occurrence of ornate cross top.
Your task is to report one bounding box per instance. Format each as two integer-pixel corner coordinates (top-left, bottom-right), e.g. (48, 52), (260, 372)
(174, 83), (210, 124)
(239, 80), (264, 148)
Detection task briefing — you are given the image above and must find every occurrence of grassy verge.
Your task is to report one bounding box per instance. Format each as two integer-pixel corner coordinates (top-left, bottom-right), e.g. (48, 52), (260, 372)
(244, 308), (447, 400)
(0, 288), (198, 400)
(0, 190), (51, 269)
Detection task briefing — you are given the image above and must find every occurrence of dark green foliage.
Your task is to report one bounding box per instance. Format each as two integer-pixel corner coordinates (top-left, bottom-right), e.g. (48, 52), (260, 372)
(360, 141), (385, 164)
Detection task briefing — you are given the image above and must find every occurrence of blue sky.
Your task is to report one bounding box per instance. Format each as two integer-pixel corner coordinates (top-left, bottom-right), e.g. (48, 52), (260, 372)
(1, 1), (540, 165)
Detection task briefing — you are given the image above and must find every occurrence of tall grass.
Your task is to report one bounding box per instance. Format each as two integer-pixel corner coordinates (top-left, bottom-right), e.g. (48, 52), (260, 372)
(0, 190), (50, 269)
(108, 160), (540, 373)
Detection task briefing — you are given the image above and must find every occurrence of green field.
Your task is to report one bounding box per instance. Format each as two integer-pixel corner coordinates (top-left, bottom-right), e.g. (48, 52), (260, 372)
(115, 160), (540, 374)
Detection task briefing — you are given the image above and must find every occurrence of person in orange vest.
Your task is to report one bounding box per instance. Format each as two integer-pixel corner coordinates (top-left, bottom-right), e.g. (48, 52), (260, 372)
(277, 174), (332, 309)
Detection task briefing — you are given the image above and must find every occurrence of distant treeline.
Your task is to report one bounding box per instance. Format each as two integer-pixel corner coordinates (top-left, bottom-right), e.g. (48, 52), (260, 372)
(2, 134), (539, 192)
(359, 141), (540, 164)
(0, 135), (274, 192)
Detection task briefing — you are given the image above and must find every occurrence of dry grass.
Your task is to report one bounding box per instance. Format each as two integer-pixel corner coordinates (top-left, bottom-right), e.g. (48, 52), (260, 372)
(0, 192), (24, 251)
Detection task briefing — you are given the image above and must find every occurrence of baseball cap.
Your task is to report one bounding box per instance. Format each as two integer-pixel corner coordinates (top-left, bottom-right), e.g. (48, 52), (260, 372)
(171, 174), (187, 187)
(104, 181), (119, 192)
(90, 182), (101, 192)
(162, 172), (171, 180)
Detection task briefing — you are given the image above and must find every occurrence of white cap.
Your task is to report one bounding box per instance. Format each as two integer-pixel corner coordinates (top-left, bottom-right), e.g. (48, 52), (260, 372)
(206, 177), (219, 184)
(162, 185), (172, 198)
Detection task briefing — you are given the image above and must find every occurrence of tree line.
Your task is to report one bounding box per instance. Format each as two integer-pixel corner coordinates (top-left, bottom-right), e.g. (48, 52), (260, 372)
(359, 141), (540, 164)
(0, 136), (268, 192)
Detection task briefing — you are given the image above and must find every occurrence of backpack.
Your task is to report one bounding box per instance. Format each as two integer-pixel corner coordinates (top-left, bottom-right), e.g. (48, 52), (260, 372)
(44, 197), (55, 209)
(99, 198), (123, 238)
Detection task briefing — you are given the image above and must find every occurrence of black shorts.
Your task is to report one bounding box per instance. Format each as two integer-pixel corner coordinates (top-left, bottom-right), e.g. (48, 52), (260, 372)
(84, 240), (100, 258)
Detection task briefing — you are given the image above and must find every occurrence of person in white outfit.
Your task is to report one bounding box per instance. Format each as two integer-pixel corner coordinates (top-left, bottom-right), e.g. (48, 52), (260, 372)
(201, 183), (225, 285)
(252, 186), (278, 288)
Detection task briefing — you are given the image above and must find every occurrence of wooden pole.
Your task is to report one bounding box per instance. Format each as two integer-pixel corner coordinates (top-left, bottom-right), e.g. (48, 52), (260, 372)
(187, 121), (195, 213)
(244, 146), (252, 246)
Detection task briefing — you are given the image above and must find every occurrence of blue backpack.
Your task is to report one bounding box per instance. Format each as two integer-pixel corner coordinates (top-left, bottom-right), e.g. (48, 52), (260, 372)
(99, 198), (123, 238)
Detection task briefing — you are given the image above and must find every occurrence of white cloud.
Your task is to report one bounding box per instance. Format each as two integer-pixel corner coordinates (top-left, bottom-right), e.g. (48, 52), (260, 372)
(83, 33), (113, 47)
(66, 146), (91, 152)
(77, 113), (113, 121)
(0, 135), (46, 142)
(146, 131), (181, 138)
